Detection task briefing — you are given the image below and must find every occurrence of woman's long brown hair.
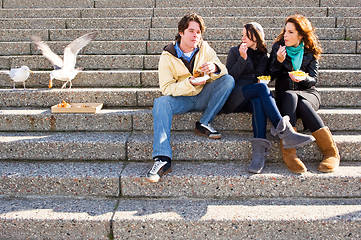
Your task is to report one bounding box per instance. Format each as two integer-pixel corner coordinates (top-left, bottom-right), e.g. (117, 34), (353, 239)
(275, 15), (322, 60)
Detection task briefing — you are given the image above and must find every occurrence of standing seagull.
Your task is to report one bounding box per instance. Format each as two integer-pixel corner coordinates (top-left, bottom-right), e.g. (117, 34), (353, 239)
(9, 66), (33, 89)
(31, 32), (97, 89)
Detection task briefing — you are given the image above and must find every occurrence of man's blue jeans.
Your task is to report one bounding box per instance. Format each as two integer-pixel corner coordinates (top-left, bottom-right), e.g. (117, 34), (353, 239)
(238, 83), (282, 138)
(152, 74), (235, 159)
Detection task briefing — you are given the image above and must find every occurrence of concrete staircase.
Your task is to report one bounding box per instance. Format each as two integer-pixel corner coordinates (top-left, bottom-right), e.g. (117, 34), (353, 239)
(0, 0), (360, 239)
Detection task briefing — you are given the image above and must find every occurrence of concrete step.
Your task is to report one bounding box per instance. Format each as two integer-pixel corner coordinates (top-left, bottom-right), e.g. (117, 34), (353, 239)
(111, 197), (361, 239)
(0, 132), (129, 160)
(0, 161), (122, 197)
(153, 27), (355, 41)
(0, 28), (149, 41)
(0, 195), (116, 240)
(0, 87), (360, 108)
(329, 7), (361, 17)
(154, 7), (328, 17)
(0, 17), (152, 29)
(0, 16), (359, 30)
(2, 53), (361, 70)
(155, 0), (361, 7)
(8, 7), (359, 19)
(155, 0), (321, 7)
(0, 160), (360, 198)
(1, 196), (360, 239)
(127, 132), (361, 161)
(122, 162), (361, 198)
(152, 16), (337, 28)
(148, 40), (359, 55)
(2, 0), (95, 8)
(0, 131), (359, 162)
(0, 39), (358, 56)
(1, 69), (360, 88)
(0, 28), (351, 42)
(0, 7), (345, 18)
(0, 108), (360, 133)
(0, 8), (154, 18)
(0, 70), (146, 88)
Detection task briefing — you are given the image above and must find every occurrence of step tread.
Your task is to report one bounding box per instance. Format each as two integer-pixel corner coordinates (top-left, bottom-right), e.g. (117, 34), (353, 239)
(0, 161), (123, 197)
(0, 87), (359, 108)
(122, 162), (361, 198)
(0, 131), (360, 161)
(1, 195), (360, 239)
(0, 195), (116, 240)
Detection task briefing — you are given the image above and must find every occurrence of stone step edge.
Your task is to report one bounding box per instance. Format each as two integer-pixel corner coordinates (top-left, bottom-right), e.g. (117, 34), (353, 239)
(0, 107), (360, 132)
(0, 131), (360, 161)
(0, 161), (123, 197)
(121, 162), (361, 198)
(0, 161), (360, 198)
(0, 195), (360, 239)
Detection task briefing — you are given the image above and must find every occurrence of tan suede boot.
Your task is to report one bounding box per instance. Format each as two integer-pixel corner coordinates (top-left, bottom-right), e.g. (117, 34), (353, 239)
(312, 126), (340, 173)
(280, 140), (307, 173)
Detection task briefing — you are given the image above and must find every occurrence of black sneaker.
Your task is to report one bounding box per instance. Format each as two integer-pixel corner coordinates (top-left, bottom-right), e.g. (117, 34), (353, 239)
(145, 157), (172, 183)
(195, 121), (221, 139)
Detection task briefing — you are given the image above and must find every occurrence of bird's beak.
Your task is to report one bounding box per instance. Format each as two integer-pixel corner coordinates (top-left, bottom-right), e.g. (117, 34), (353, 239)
(30, 71), (34, 74)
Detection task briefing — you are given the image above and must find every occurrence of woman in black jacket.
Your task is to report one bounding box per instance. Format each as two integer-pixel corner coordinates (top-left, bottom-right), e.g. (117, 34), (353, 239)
(222, 22), (314, 174)
(269, 15), (340, 173)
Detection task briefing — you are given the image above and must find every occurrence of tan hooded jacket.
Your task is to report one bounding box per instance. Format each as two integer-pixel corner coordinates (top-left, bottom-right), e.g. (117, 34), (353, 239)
(158, 40), (228, 96)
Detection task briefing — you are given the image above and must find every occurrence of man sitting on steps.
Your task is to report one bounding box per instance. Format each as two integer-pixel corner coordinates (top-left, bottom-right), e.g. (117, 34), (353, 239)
(145, 13), (235, 183)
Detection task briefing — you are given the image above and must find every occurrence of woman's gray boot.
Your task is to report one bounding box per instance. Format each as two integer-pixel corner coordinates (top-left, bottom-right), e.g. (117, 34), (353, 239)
(271, 115), (315, 149)
(248, 138), (272, 174)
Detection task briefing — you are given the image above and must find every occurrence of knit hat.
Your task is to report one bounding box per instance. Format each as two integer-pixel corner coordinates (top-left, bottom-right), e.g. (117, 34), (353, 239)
(249, 22), (265, 40)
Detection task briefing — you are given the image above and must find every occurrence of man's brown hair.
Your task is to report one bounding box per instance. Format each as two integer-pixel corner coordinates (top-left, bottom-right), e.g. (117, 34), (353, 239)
(175, 13), (206, 42)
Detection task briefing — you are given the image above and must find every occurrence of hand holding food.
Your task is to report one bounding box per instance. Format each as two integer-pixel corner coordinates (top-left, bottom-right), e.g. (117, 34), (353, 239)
(239, 43), (248, 60)
(199, 62), (217, 75)
(289, 70), (308, 82)
(190, 66), (209, 85)
(277, 45), (286, 63)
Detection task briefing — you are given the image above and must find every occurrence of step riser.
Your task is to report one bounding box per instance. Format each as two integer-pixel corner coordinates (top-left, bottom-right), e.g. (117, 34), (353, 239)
(127, 133), (361, 161)
(1, 161), (360, 198)
(122, 162), (361, 198)
(3, 55), (361, 70)
(0, 17), (360, 29)
(0, 197), (115, 240)
(0, 40), (358, 56)
(0, 132), (359, 161)
(0, 7), (360, 18)
(0, 162), (122, 197)
(1, 70), (360, 88)
(0, 28), (353, 42)
(0, 109), (360, 132)
(0, 88), (360, 107)
(1, 197), (360, 240)
(0, 132), (129, 160)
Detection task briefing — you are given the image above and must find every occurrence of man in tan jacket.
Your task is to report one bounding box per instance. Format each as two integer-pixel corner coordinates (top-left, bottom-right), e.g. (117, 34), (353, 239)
(146, 13), (235, 183)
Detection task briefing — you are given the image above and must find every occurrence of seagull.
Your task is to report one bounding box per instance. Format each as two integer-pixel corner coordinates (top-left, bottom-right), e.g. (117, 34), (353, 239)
(9, 66), (33, 89)
(31, 32), (97, 89)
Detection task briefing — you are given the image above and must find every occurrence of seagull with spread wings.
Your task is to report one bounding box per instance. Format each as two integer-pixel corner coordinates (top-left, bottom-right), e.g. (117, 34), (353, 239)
(31, 32), (97, 89)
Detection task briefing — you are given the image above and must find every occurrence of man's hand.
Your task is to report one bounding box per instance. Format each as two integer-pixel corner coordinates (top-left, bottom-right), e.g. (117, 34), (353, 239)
(199, 62), (217, 75)
(189, 76), (206, 86)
